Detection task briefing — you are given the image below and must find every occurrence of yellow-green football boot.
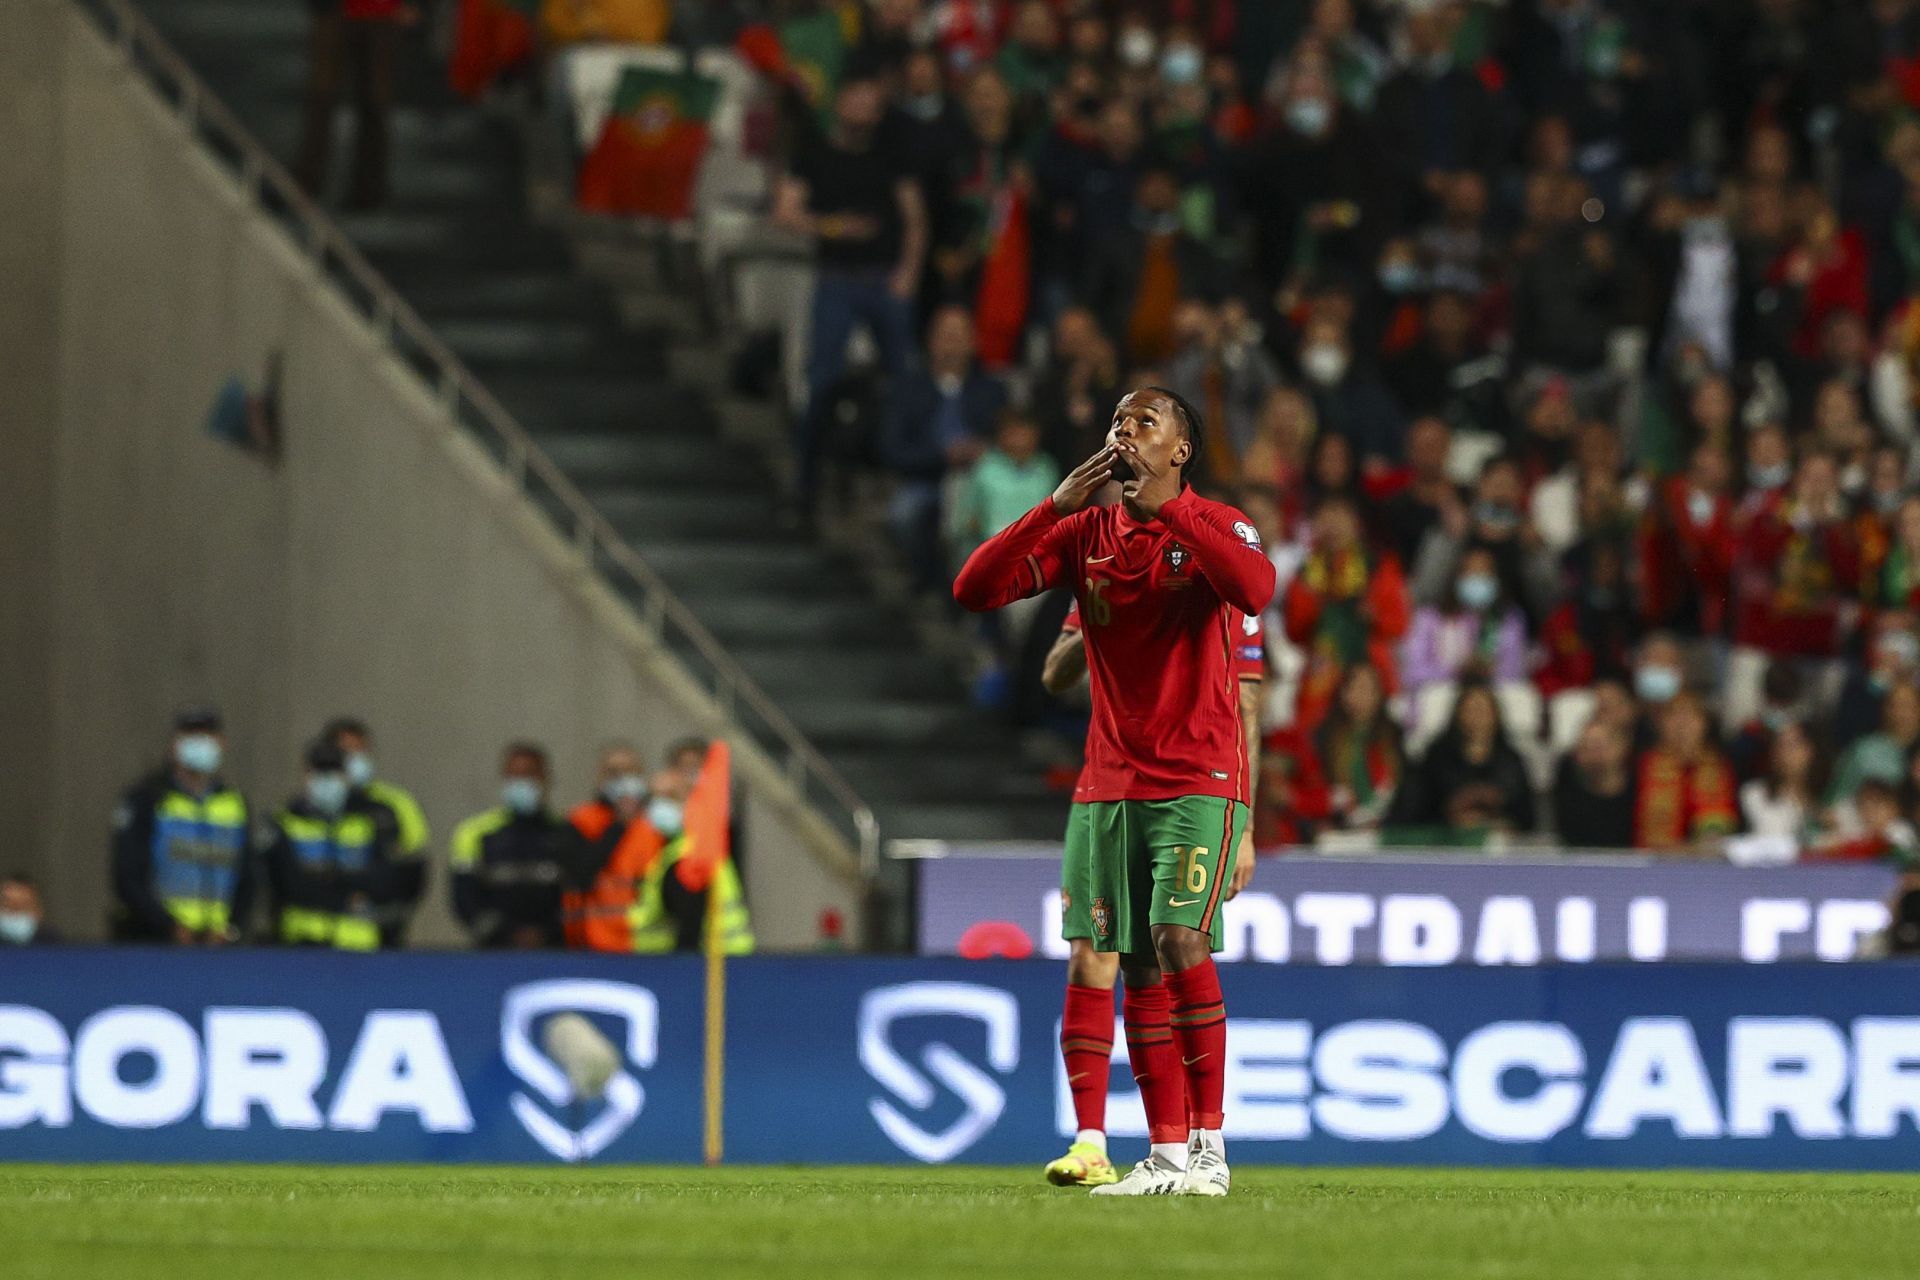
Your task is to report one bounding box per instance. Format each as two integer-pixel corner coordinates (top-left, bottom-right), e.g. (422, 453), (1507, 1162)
(1045, 1140), (1118, 1187)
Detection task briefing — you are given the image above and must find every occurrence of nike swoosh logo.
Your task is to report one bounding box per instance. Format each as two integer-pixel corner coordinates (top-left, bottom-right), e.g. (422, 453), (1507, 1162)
(1067, 1072), (1088, 1084)
(1168, 897), (1201, 907)
(1183, 1054), (1208, 1066)
(1087, 556), (1115, 564)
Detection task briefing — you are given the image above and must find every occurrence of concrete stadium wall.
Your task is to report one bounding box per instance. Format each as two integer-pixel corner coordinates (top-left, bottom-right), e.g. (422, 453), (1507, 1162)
(0, 0), (857, 947)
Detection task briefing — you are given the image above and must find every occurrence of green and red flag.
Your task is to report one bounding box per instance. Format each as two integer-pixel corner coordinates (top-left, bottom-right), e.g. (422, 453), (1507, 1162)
(448, 0), (535, 100)
(733, 5), (856, 124)
(576, 65), (722, 221)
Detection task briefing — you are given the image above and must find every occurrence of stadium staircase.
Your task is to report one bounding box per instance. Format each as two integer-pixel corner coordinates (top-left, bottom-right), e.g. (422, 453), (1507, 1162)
(133, 0), (1070, 846)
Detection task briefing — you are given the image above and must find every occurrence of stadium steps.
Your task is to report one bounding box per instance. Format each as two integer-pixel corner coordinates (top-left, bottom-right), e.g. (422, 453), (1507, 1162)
(137, 0), (1073, 848)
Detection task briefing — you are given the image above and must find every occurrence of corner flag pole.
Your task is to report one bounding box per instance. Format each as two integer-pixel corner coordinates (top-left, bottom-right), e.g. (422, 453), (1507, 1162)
(696, 740), (733, 1167)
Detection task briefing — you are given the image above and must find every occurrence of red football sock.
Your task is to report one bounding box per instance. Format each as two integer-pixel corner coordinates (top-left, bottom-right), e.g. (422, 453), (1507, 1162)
(1122, 982), (1187, 1145)
(1166, 960), (1227, 1131)
(1060, 983), (1115, 1135)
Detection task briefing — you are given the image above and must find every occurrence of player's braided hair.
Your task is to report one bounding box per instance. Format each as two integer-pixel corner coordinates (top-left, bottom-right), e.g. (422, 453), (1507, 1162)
(1145, 385), (1206, 487)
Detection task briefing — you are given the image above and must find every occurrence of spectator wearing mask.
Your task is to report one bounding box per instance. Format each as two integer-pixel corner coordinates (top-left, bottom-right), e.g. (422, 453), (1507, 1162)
(1164, 297), (1284, 476)
(1400, 545), (1529, 698)
(324, 716), (428, 946)
(295, 0), (406, 210)
(1039, 98), (1146, 292)
(775, 73), (929, 510)
(0, 873), (60, 946)
(1311, 662), (1404, 833)
(1293, 312), (1407, 470)
(629, 738), (754, 955)
(1638, 441), (1737, 637)
(1835, 610), (1920, 745)
(111, 707), (254, 945)
(1628, 632), (1688, 742)
(1085, 164), (1220, 367)
(263, 740), (397, 951)
(562, 741), (655, 952)
(1283, 492), (1412, 731)
(450, 742), (573, 949)
(1237, 44), (1381, 297)
(1554, 721), (1636, 849)
(1738, 720), (1827, 849)
(1633, 692), (1737, 853)
(1738, 421), (1794, 510)
(949, 408), (1061, 553)
(881, 306), (1009, 593)
(1410, 455), (1559, 618)
(891, 46), (972, 209)
(1390, 680), (1537, 837)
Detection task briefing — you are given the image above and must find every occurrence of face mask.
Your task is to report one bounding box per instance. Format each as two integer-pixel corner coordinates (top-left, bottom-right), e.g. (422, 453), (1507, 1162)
(903, 93), (944, 121)
(1761, 708), (1792, 733)
(1877, 490), (1906, 515)
(1133, 207), (1182, 236)
(1457, 574), (1498, 610)
(306, 773), (350, 816)
(1161, 45), (1203, 85)
(1840, 462), (1867, 496)
(502, 778), (545, 816)
(1286, 97), (1333, 139)
(344, 752), (374, 788)
(1473, 502), (1520, 533)
(1635, 666), (1682, 704)
(1301, 343), (1348, 386)
(604, 773), (649, 804)
(1750, 462), (1789, 490)
(175, 735), (222, 775)
(1686, 490), (1715, 526)
(1378, 260), (1421, 293)
(0, 912), (35, 945)
(1881, 632), (1920, 667)
(647, 795), (686, 837)
(1118, 27), (1156, 68)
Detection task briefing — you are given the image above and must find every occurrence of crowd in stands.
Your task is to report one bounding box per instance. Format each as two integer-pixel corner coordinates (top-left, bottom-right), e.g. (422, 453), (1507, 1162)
(71, 708), (754, 952)
(746, 0), (1920, 861)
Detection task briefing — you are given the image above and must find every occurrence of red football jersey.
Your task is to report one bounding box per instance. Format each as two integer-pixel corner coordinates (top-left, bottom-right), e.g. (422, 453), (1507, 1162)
(958, 491), (1275, 804)
(1065, 601), (1268, 681)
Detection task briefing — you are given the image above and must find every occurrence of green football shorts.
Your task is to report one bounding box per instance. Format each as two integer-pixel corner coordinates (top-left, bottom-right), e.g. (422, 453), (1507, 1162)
(1060, 796), (1248, 955)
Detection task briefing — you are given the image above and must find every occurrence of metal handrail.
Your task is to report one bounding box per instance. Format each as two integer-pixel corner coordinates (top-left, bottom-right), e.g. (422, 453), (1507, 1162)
(81, 0), (881, 872)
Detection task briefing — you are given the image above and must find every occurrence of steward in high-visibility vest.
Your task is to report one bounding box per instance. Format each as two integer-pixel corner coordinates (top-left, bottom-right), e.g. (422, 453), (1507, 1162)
(264, 740), (398, 950)
(635, 738), (753, 954)
(451, 741), (574, 949)
(325, 717), (431, 946)
(111, 707), (255, 943)
(563, 742), (653, 951)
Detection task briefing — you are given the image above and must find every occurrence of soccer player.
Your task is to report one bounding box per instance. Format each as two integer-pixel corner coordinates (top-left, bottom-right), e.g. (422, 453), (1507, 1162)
(1038, 597), (1266, 1188)
(955, 388), (1277, 1195)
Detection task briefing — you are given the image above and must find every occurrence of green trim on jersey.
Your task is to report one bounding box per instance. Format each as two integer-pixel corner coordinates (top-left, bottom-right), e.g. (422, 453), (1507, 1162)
(1060, 796), (1247, 954)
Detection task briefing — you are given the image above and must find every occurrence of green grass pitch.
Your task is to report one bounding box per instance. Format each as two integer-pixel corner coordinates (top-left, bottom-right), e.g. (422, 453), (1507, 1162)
(8, 1165), (1919, 1279)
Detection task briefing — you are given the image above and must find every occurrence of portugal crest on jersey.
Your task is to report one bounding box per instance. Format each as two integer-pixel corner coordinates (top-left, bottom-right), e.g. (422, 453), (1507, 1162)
(1165, 543), (1190, 573)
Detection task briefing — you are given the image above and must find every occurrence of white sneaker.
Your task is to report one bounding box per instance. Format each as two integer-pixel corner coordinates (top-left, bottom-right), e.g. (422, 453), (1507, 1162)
(1088, 1153), (1185, 1196)
(1179, 1146), (1230, 1197)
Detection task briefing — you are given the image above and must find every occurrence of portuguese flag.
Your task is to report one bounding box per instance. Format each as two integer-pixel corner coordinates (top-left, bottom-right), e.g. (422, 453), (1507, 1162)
(448, 0), (535, 100)
(576, 66), (722, 221)
(974, 186), (1031, 369)
(734, 5), (855, 123)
